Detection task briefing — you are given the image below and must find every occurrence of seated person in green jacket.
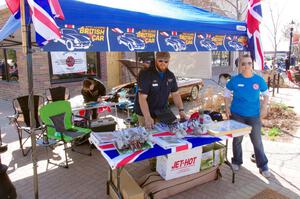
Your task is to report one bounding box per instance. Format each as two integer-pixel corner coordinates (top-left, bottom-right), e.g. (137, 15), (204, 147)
(81, 77), (106, 119)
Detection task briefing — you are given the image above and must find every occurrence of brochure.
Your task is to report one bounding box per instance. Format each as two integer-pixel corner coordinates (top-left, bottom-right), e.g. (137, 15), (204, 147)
(152, 136), (189, 149)
(90, 131), (117, 145)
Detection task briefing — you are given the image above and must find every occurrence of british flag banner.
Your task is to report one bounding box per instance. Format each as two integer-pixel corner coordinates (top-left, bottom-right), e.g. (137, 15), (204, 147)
(90, 129), (253, 169)
(5, 0), (20, 19)
(90, 132), (222, 169)
(247, 0), (264, 70)
(5, 0), (64, 46)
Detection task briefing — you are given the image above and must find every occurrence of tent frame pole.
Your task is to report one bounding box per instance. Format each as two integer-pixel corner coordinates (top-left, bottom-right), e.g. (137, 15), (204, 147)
(20, 0), (39, 198)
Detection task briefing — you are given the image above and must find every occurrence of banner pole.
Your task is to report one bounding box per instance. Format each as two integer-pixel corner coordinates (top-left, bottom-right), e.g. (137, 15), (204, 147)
(20, 0), (39, 198)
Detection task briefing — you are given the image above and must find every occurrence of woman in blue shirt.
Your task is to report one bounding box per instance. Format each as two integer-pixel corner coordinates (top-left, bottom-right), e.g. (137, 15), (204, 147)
(224, 54), (271, 178)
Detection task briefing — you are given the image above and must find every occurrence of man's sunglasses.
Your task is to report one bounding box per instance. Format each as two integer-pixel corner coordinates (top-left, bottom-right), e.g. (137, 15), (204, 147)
(241, 62), (252, 66)
(158, 60), (169, 64)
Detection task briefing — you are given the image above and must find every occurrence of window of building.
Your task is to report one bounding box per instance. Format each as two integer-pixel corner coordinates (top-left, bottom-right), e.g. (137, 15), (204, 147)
(212, 51), (230, 67)
(0, 49), (18, 82)
(49, 52), (100, 83)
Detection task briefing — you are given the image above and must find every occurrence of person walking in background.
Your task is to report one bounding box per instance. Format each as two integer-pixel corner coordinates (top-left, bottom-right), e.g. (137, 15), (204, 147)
(81, 77), (106, 119)
(224, 54), (271, 178)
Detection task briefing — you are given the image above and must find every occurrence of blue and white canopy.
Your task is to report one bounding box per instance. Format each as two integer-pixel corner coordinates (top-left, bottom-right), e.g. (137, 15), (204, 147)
(0, 0), (248, 52)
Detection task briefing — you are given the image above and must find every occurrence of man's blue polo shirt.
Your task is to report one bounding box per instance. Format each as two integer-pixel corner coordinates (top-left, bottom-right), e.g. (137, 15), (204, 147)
(134, 66), (178, 117)
(226, 74), (267, 117)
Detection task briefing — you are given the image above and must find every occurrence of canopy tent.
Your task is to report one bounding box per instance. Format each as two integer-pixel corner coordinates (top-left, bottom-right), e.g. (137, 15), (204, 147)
(1, 0), (248, 52)
(0, 1), (250, 198)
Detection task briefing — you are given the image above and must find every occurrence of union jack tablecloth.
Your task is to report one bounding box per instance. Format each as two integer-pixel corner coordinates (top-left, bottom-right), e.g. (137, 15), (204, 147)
(90, 130), (249, 169)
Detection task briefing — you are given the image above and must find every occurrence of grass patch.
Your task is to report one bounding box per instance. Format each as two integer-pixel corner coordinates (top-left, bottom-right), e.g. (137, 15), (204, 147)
(271, 102), (289, 111)
(267, 127), (281, 140)
(261, 128), (266, 135)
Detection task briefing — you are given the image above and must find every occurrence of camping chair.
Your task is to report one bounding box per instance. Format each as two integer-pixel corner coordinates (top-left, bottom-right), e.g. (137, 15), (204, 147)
(39, 100), (91, 168)
(8, 95), (46, 156)
(45, 86), (70, 103)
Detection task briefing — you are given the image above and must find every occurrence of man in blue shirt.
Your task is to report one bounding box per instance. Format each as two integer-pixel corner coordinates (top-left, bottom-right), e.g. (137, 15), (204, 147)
(134, 52), (187, 129)
(224, 54), (271, 178)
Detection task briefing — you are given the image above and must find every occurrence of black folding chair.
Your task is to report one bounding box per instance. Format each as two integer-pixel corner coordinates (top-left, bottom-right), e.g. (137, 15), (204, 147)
(8, 95), (46, 156)
(45, 86), (70, 103)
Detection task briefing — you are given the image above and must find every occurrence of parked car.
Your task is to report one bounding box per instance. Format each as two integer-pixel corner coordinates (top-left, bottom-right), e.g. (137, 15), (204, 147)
(117, 33), (145, 51)
(176, 77), (204, 100)
(165, 36), (186, 51)
(55, 28), (92, 51)
(105, 77), (204, 105)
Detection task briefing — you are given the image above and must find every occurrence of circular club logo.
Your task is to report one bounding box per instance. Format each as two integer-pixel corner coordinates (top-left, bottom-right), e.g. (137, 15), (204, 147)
(65, 56), (75, 67)
(253, 83), (259, 90)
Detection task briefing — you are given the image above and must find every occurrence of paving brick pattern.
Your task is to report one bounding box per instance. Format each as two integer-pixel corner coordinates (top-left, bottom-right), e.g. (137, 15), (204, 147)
(1, 87), (300, 199)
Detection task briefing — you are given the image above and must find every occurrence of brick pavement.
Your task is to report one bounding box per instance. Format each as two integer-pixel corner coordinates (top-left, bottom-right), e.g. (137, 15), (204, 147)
(0, 87), (300, 199)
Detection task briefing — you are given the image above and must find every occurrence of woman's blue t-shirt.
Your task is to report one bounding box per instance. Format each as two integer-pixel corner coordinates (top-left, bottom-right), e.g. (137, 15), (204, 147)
(226, 74), (268, 117)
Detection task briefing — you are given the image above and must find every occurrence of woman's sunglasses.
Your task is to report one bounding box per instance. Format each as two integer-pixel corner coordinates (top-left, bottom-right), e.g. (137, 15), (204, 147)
(241, 62), (252, 66)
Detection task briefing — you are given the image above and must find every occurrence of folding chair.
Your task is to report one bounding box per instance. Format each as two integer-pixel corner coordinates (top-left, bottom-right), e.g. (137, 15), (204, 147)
(45, 86), (70, 103)
(39, 100), (91, 168)
(9, 95), (45, 156)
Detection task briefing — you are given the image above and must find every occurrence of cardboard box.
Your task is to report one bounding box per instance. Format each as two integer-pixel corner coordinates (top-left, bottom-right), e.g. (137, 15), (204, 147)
(156, 147), (202, 180)
(213, 143), (225, 166)
(200, 144), (214, 171)
(108, 168), (144, 199)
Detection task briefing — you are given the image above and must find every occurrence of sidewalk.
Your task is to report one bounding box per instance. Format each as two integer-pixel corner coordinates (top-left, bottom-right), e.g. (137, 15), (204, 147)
(0, 87), (300, 198)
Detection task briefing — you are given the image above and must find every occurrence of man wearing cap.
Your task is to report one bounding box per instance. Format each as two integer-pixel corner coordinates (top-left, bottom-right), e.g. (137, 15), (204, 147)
(134, 52), (187, 129)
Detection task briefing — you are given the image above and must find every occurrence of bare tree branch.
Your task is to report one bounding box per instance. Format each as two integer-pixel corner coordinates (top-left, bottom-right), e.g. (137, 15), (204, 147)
(263, 0), (287, 55)
(240, 4), (248, 17)
(223, 0), (237, 9)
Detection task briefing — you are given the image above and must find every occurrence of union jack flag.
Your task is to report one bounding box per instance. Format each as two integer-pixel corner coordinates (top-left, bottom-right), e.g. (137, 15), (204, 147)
(247, 0), (264, 70)
(91, 131), (222, 169)
(5, 0), (64, 46)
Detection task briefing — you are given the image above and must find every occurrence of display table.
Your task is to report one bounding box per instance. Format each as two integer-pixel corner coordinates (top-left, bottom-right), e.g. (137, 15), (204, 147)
(69, 95), (119, 129)
(90, 120), (252, 199)
(69, 95), (118, 113)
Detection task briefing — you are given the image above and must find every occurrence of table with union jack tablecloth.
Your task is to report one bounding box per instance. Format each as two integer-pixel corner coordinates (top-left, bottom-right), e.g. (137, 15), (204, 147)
(90, 120), (251, 184)
(90, 120), (251, 199)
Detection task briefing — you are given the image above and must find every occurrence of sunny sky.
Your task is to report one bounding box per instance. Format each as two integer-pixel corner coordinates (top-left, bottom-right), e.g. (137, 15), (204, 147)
(0, 0), (299, 51)
(261, 0), (300, 52)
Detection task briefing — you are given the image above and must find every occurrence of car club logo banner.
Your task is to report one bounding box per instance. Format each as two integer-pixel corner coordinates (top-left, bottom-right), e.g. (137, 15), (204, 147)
(42, 25), (248, 52)
(51, 52), (87, 74)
